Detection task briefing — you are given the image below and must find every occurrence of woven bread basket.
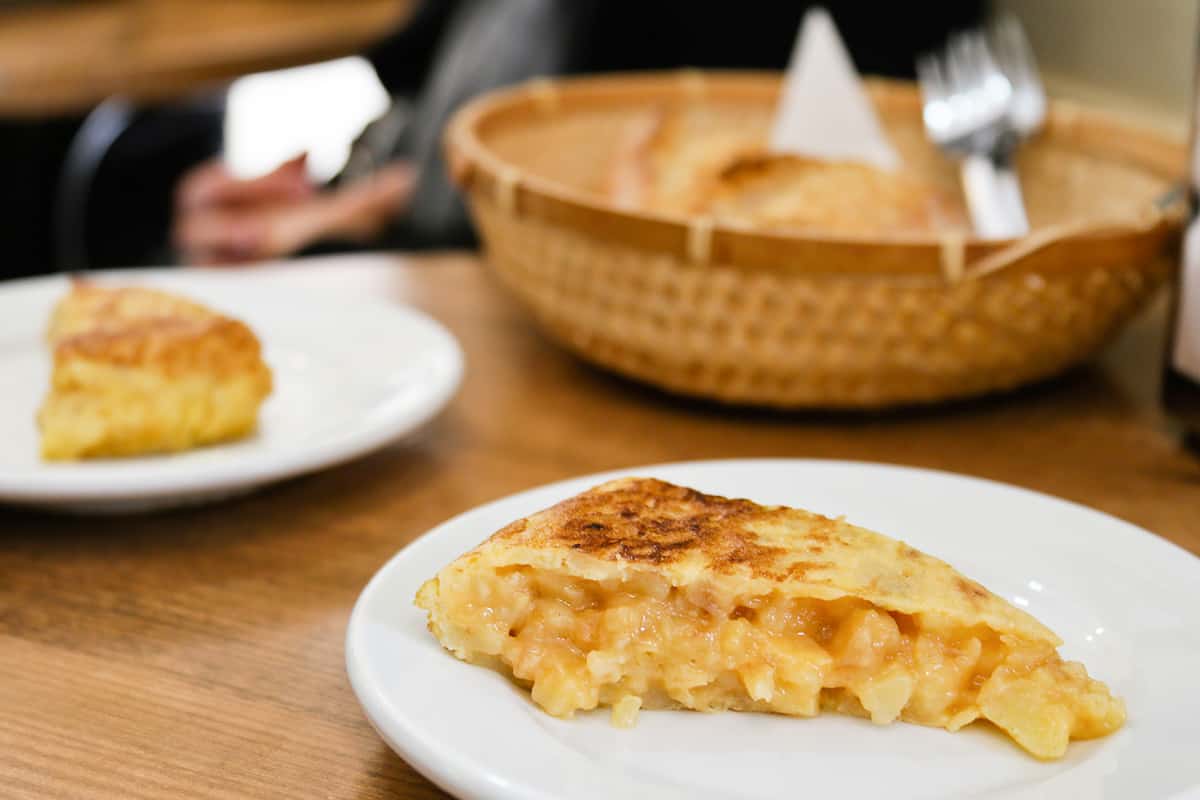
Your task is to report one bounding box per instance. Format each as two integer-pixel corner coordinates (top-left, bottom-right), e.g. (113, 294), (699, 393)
(446, 72), (1185, 408)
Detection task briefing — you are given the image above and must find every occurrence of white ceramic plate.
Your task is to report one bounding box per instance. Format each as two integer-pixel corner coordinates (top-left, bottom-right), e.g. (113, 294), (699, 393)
(347, 459), (1200, 800)
(0, 269), (462, 512)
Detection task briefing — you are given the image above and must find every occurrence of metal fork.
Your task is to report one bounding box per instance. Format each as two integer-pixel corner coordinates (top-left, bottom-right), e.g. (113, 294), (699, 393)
(918, 16), (1044, 239)
(990, 14), (1046, 143)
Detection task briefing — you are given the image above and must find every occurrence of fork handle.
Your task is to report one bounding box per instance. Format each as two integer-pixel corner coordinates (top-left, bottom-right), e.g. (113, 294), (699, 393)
(961, 154), (1030, 239)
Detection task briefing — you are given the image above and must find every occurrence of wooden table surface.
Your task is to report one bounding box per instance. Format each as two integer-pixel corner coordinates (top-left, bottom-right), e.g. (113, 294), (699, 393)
(1, 253), (1197, 799)
(0, 0), (413, 116)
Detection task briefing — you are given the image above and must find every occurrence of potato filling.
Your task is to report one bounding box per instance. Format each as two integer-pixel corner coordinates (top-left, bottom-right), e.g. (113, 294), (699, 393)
(424, 567), (1124, 758)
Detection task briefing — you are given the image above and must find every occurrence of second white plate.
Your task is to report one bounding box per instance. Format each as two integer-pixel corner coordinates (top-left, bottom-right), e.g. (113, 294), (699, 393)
(347, 459), (1200, 800)
(0, 269), (463, 512)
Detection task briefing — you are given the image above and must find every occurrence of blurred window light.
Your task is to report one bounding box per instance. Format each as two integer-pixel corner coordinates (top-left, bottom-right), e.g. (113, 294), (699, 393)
(224, 56), (390, 182)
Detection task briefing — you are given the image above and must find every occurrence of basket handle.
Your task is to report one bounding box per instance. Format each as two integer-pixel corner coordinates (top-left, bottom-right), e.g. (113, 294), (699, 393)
(949, 183), (1188, 282)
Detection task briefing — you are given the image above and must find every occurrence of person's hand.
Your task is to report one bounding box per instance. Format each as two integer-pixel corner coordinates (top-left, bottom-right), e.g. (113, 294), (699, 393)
(172, 155), (416, 265)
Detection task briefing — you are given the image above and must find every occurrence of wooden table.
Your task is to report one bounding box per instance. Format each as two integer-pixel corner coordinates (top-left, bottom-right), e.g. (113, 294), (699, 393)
(1, 253), (1197, 799)
(0, 0), (413, 116)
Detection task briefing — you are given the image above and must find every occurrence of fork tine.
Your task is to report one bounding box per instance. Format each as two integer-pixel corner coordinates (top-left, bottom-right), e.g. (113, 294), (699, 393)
(917, 53), (953, 140)
(916, 53), (946, 103)
(973, 31), (1001, 75)
(945, 33), (973, 99)
(990, 13), (1040, 93)
(965, 31), (1002, 90)
(988, 13), (1044, 134)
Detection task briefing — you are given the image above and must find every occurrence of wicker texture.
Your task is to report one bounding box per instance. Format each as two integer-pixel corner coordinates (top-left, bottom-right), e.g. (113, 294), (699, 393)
(449, 73), (1183, 408)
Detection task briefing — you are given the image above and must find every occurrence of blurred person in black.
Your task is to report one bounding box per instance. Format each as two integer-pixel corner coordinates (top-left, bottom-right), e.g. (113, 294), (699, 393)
(173, 1), (983, 264)
(0, 2), (983, 277)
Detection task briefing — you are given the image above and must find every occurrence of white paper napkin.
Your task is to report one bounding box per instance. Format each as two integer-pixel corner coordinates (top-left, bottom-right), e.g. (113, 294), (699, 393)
(770, 7), (900, 171)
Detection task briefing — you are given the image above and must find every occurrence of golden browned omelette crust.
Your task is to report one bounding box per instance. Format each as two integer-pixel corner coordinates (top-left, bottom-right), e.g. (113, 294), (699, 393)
(491, 478), (1053, 640)
(47, 281), (215, 343)
(496, 480), (782, 568)
(418, 478), (1125, 759)
(38, 282), (273, 460)
(54, 316), (267, 378)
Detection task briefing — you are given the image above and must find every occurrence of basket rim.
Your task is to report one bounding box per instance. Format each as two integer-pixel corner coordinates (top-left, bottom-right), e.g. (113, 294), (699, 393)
(446, 70), (1185, 278)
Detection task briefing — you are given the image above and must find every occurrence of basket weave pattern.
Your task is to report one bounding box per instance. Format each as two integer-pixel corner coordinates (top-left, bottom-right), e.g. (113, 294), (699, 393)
(476, 196), (1167, 407)
(451, 74), (1181, 408)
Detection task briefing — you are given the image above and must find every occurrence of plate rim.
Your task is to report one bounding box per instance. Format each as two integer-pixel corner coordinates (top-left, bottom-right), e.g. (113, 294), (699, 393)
(345, 457), (1200, 800)
(0, 270), (464, 503)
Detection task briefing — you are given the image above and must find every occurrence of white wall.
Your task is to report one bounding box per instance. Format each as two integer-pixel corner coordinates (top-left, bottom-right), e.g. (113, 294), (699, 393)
(996, 0), (1197, 134)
